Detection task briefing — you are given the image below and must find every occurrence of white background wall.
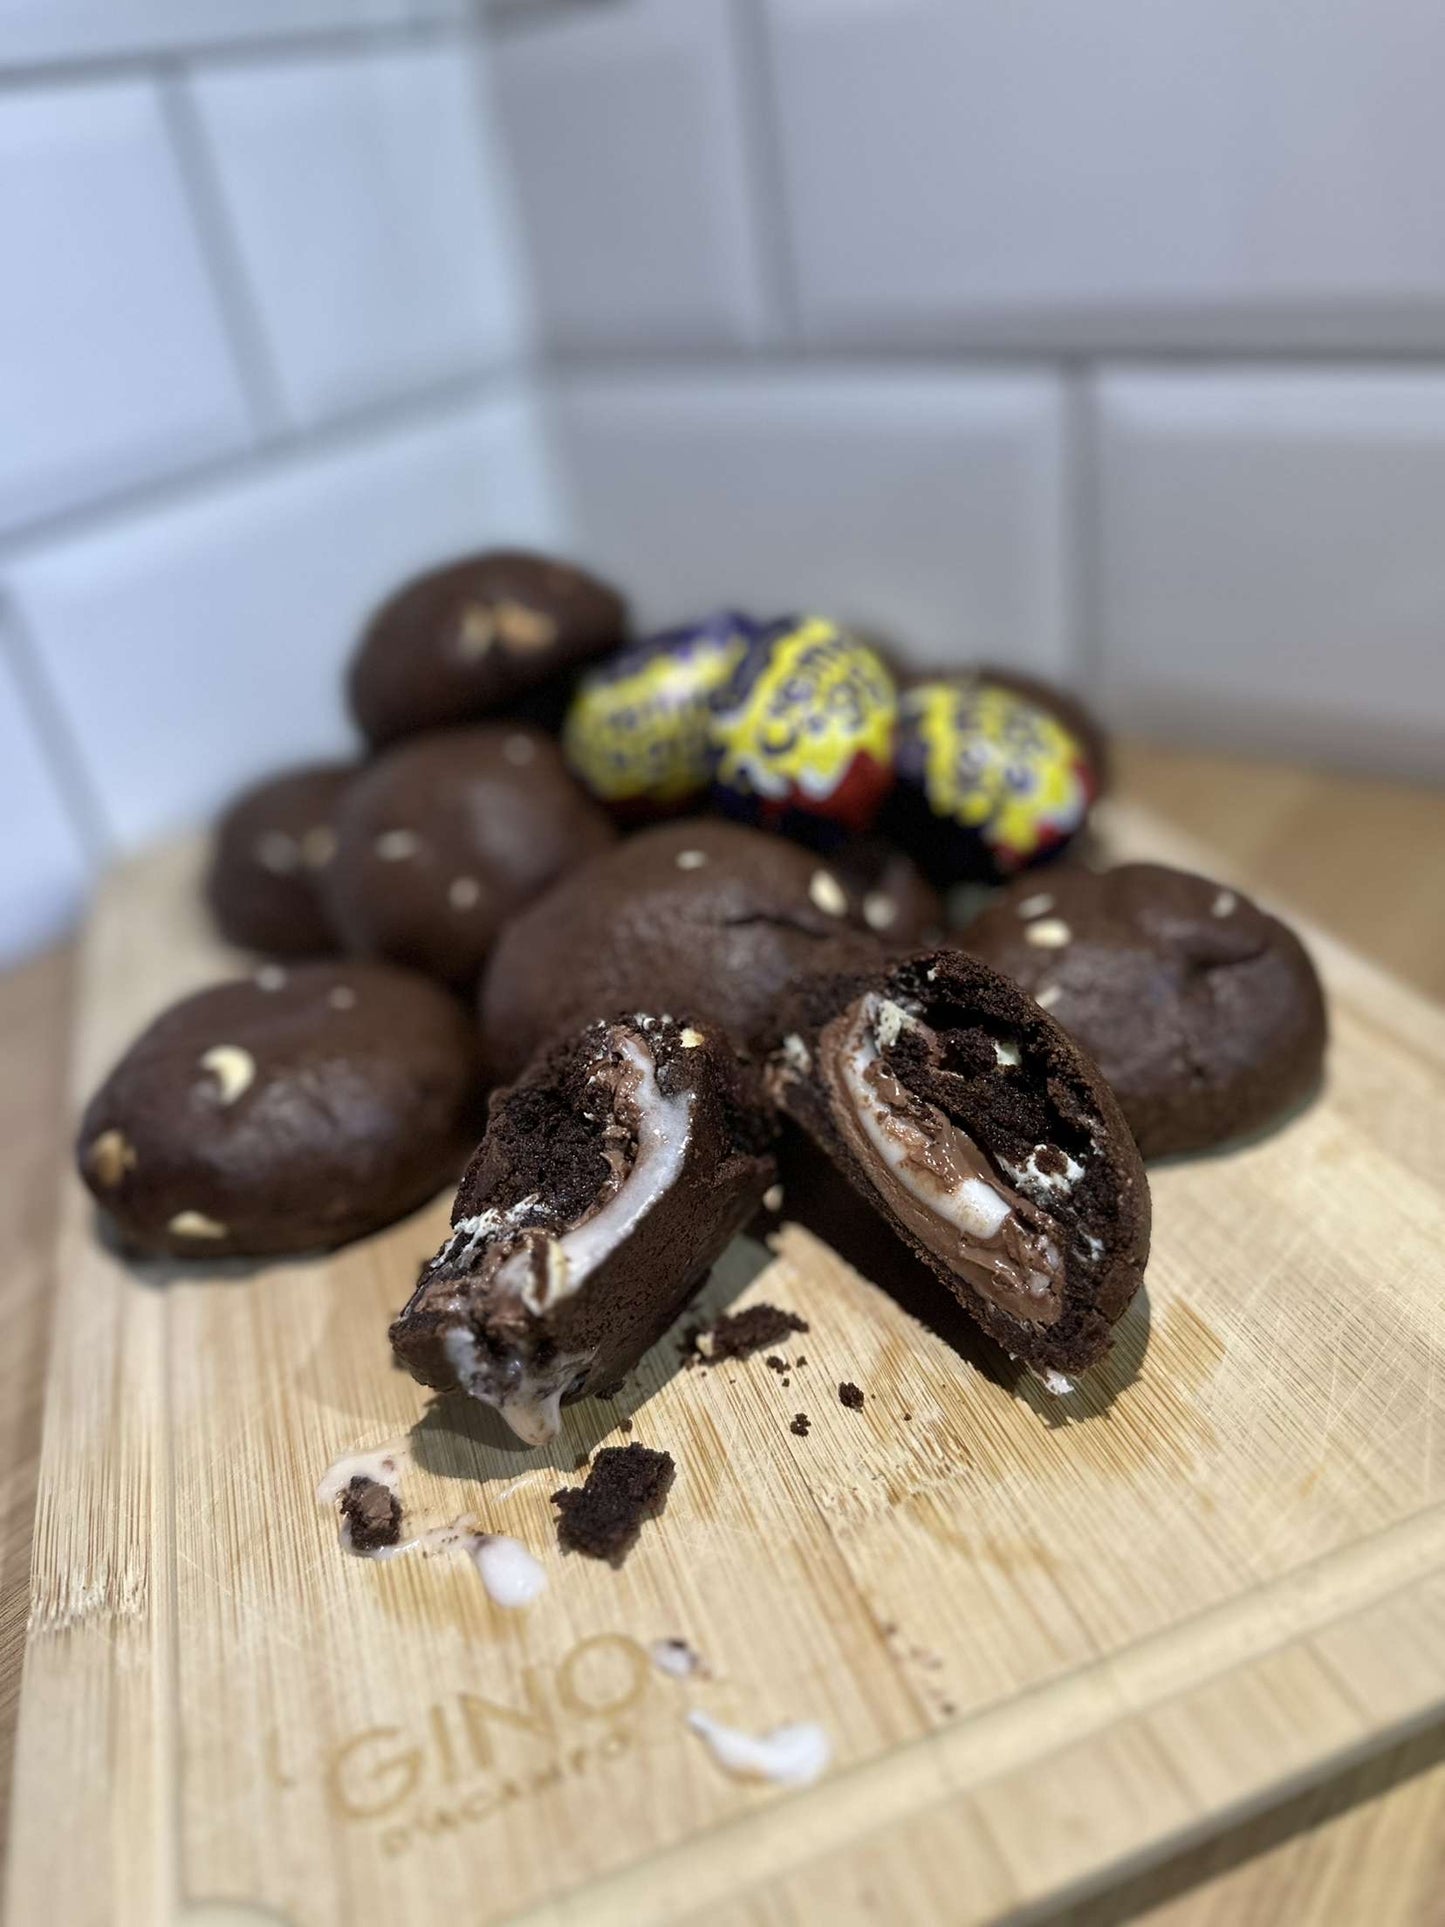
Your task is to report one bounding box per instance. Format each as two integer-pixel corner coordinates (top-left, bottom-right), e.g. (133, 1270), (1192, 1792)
(3, 0), (1443, 967)
(493, 0), (1445, 774)
(0, 2), (557, 964)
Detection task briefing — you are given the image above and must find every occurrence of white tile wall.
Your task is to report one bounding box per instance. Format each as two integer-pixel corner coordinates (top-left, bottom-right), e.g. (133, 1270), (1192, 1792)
(1097, 372), (1445, 780)
(4, 390), (561, 850)
(492, 0), (772, 353)
(0, 80), (252, 535)
(0, 630), (91, 966)
(0, 0), (408, 66)
(763, 0), (1445, 351)
(550, 368), (1070, 675)
(188, 43), (525, 427)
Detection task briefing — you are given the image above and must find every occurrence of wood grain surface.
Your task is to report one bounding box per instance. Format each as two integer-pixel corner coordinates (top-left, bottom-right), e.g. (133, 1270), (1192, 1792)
(2, 745), (1443, 1925)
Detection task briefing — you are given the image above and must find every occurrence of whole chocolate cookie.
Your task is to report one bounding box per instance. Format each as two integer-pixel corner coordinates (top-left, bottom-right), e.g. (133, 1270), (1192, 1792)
(391, 1012), (775, 1444)
(323, 726), (616, 989)
(76, 962), (483, 1258)
(768, 948), (1151, 1379)
(349, 550), (627, 748)
(205, 761), (358, 956)
(960, 863), (1327, 1159)
(477, 819), (881, 1084)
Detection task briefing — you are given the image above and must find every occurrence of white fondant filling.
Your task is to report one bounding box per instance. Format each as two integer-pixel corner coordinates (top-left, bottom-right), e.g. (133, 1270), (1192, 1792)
(495, 1036), (692, 1315)
(844, 1003), (1013, 1242)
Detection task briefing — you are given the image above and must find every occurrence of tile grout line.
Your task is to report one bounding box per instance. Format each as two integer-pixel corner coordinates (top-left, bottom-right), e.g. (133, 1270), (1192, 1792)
(0, 595), (113, 865)
(725, 0), (803, 352)
(0, 360), (531, 566)
(157, 63), (292, 443)
(0, 13), (468, 93)
(1062, 359), (1108, 701)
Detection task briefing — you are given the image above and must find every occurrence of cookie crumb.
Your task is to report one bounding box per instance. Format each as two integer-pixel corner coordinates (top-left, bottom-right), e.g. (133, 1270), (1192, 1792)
(766, 1355), (787, 1373)
(790, 1413), (811, 1438)
(339, 1475), (401, 1553)
(686, 1304), (809, 1365)
(839, 1382), (865, 1411)
(552, 1443), (675, 1566)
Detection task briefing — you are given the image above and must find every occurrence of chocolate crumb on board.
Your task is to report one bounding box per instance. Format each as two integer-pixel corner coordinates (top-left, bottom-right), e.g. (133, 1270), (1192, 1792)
(339, 1475), (401, 1552)
(766, 1355), (787, 1373)
(684, 1304), (809, 1366)
(552, 1443), (675, 1566)
(790, 1413), (811, 1437)
(839, 1382), (865, 1411)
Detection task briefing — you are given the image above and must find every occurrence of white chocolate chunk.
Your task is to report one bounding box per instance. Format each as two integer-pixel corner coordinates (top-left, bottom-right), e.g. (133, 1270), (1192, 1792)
(1212, 890), (1237, 917)
(255, 965), (286, 991)
(254, 831), (298, 875)
(1016, 892), (1054, 919)
(674, 849), (707, 870)
(993, 1039), (1021, 1067)
(168, 1210), (227, 1240)
(449, 875), (482, 911)
(873, 998), (917, 1050)
(328, 986), (357, 1011)
(782, 1033), (812, 1074)
(678, 1027), (705, 1048)
(86, 1128), (136, 1187)
(200, 1045), (255, 1105)
(1035, 984), (1063, 1010)
(862, 891), (897, 931)
(1024, 918), (1072, 949)
(300, 825), (336, 869)
(809, 869), (848, 918)
(503, 734), (536, 765)
(375, 829), (420, 861)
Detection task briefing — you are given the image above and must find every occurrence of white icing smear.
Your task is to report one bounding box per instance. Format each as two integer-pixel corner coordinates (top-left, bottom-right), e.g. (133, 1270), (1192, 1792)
(1039, 1369), (1076, 1397)
(470, 1534), (548, 1607)
(650, 1637), (705, 1679)
(686, 1710), (832, 1787)
(315, 1443), (407, 1510)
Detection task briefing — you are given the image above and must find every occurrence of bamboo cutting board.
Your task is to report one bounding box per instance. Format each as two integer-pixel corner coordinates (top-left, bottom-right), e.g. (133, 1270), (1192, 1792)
(7, 800), (1445, 1927)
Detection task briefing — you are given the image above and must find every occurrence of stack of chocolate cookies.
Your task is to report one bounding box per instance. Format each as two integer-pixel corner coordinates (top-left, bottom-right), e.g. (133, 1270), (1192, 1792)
(77, 547), (1327, 1440)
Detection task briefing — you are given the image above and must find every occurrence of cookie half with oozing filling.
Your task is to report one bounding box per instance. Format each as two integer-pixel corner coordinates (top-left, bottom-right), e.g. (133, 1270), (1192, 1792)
(768, 950), (1150, 1378)
(390, 1014), (776, 1444)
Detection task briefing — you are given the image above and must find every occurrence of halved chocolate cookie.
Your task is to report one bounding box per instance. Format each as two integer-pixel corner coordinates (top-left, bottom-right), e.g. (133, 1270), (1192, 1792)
(768, 950), (1150, 1378)
(390, 1014), (776, 1445)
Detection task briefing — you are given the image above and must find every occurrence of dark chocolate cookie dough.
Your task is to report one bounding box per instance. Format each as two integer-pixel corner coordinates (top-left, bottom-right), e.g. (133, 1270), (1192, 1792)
(769, 948), (1150, 1379)
(960, 864), (1327, 1159)
(476, 819), (881, 1084)
(76, 962), (483, 1258)
(323, 726), (615, 989)
(206, 761), (357, 956)
(349, 550), (627, 748)
(391, 1013), (775, 1444)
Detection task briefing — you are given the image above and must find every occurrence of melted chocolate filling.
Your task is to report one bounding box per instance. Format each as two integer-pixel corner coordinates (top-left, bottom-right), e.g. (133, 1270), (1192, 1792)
(819, 995), (1067, 1325)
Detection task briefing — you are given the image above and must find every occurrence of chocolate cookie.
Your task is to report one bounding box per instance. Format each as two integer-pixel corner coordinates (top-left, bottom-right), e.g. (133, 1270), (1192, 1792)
(323, 726), (616, 989)
(76, 962), (483, 1257)
(831, 837), (943, 948)
(349, 550), (627, 748)
(768, 948), (1151, 1378)
(477, 819), (881, 1084)
(390, 1013), (776, 1444)
(205, 761), (357, 956)
(960, 864), (1327, 1158)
